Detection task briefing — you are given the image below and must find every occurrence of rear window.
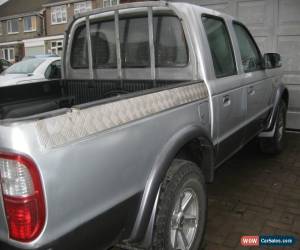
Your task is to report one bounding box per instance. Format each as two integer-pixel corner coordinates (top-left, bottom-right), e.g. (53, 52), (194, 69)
(120, 17), (150, 68)
(70, 15), (188, 69)
(71, 25), (88, 68)
(154, 16), (188, 67)
(91, 20), (117, 68)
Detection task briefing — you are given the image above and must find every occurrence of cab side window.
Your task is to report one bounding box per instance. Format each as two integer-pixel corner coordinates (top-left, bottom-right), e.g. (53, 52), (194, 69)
(233, 23), (262, 72)
(202, 15), (236, 78)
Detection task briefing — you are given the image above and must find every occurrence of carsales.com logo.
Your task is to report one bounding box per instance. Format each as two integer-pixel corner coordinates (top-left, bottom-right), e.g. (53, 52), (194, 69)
(241, 235), (296, 247)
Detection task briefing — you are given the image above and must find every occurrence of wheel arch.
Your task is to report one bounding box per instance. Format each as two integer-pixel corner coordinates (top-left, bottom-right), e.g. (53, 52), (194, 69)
(128, 124), (214, 245)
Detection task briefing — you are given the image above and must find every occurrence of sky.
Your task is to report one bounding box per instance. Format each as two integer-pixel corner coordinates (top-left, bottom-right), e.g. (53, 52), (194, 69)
(0, 0), (8, 5)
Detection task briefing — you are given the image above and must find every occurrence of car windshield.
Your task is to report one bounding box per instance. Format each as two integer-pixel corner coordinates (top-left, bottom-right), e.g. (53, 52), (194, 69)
(4, 58), (46, 74)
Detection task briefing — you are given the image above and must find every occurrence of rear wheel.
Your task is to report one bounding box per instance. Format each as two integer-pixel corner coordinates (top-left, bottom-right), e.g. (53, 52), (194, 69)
(259, 101), (287, 154)
(152, 159), (207, 250)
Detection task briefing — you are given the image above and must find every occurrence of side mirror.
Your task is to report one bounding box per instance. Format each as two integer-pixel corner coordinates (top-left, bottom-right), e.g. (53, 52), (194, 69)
(263, 53), (282, 69)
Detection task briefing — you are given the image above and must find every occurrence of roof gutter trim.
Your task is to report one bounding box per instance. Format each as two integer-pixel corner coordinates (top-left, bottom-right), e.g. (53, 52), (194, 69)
(42, 0), (85, 8)
(0, 11), (42, 21)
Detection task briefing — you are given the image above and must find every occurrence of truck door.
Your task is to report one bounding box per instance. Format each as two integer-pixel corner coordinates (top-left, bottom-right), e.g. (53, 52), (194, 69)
(232, 22), (273, 141)
(202, 15), (245, 165)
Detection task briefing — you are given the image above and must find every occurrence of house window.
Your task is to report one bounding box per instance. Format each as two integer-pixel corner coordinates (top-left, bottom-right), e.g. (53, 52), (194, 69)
(103, 0), (119, 8)
(51, 5), (67, 24)
(7, 19), (19, 34)
(51, 40), (63, 56)
(74, 1), (92, 15)
(24, 16), (37, 32)
(2, 48), (15, 62)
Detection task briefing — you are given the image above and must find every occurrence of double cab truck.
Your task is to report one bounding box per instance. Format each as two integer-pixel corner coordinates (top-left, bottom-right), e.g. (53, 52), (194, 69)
(0, 2), (288, 250)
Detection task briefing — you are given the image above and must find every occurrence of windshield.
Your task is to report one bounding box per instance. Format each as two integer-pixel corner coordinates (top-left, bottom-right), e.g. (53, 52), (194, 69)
(4, 58), (46, 74)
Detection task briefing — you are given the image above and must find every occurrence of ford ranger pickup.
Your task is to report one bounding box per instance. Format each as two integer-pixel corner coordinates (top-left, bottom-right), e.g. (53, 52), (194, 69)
(0, 2), (288, 250)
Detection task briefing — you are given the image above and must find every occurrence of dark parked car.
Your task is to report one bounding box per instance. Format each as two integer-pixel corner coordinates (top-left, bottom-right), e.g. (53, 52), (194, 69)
(0, 59), (12, 73)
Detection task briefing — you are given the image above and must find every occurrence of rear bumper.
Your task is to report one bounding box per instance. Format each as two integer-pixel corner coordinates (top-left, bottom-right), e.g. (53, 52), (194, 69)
(0, 193), (141, 250)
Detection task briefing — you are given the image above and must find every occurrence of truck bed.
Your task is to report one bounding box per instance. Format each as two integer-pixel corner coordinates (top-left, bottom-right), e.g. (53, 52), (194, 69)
(0, 79), (185, 120)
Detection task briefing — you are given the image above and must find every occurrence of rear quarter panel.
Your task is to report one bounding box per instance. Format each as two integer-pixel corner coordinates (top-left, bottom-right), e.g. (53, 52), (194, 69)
(0, 82), (210, 249)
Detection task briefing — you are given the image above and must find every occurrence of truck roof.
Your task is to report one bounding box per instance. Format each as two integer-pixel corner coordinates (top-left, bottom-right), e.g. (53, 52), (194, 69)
(72, 1), (236, 23)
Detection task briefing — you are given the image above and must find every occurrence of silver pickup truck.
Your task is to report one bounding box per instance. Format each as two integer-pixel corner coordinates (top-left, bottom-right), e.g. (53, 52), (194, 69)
(0, 2), (288, 250)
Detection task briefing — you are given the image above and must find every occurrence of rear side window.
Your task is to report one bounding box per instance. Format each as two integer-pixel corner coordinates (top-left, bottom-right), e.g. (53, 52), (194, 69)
(202, 15), (236, 78)
(70, 15), (189, 69)
(233, 22), (262, 72)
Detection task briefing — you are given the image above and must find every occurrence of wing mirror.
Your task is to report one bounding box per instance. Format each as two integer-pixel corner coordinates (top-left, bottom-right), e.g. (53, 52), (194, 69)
(263, 53), (282, 69)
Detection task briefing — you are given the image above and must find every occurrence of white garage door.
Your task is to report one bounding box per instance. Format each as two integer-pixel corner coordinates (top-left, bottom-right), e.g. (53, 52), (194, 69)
(25, 46), (45, 57)
(173, 0), (300, 130)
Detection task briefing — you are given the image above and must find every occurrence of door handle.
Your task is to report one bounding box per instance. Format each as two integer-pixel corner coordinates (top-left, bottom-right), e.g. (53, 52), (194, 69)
(248, 86), (255, 96)
(223, 95), (231, 107)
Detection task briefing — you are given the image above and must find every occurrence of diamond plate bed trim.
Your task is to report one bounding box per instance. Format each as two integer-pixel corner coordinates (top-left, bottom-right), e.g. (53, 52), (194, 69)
(34, 82), (208, 149)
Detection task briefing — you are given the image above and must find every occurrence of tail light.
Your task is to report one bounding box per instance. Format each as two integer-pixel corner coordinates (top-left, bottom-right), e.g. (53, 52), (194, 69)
(0, 152), (45, 242)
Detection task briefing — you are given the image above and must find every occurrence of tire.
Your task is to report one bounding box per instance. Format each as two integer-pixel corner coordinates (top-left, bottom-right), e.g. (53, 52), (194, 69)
(259, 101), (287, 154)
(152, 159), (207, 250)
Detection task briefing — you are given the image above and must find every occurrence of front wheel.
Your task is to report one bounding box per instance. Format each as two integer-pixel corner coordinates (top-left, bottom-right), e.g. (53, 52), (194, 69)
(152, 159), (207, 250)
(259, 101), (287, 154)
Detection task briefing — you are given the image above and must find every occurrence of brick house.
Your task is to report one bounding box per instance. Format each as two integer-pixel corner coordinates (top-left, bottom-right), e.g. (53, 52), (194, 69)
(0, 0), (109, 61)
(42, 0), (104, 56)
(0, 0), (45, 62)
